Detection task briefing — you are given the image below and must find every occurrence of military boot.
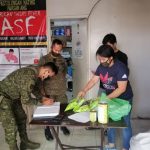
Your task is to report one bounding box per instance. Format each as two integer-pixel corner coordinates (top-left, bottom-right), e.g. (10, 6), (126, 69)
(18, 123), (40, 149)
(16, 114), (40, 149)
(20, 138), (40, 150)
(9, 144), (19, 150)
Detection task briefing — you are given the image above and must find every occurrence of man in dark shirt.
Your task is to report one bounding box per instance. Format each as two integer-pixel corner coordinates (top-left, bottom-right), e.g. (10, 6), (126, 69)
(100, 33), (129, 135)
(102, 33), (128, 66)
(100, 33), (128, 91)
(78, 45), (133, 150)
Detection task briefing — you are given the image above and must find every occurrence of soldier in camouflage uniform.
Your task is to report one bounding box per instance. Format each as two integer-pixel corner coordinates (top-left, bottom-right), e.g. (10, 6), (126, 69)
(39, 39), (70, 141)
(0, 62), (58, 150)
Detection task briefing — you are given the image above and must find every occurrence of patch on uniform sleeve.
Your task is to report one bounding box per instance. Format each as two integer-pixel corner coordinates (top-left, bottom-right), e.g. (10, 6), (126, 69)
(122, 74), (127, 79)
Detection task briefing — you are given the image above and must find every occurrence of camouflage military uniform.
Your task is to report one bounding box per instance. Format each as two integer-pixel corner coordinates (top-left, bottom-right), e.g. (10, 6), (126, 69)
(0, 66), (42, 149)
(39, 52), (68, 103)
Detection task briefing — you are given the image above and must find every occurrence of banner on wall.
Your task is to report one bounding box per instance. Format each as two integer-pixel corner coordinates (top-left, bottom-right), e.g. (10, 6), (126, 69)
(0, 48), (19, 64)
(0, 0), (47, 47)
(0, 65), (19, 80)
(20, 47), (47, 65)
(0, 0), (47, 81)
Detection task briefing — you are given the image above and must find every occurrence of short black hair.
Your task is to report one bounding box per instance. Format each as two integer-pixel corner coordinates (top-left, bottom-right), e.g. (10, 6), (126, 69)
(9, 49), (14, 52)
(102, 33), (117, 45)
(52, 39), (63, 46)
(43, 62), (58, 75)
(96, 45), (115, 58)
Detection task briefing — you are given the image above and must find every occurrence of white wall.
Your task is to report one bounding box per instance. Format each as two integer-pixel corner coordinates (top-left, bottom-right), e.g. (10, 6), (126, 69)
(72, 19), (89, 97)
(88, 0), (150, 117)
(46, 0), (99, 19)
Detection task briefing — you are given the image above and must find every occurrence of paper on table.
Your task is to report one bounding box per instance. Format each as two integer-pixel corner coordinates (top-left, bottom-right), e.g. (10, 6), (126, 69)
(33, 102), (60, 118)
(68, 112), (90, 123)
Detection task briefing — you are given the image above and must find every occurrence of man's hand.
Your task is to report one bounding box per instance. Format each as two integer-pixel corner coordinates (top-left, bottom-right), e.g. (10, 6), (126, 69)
(42, 97), (54, 105)
(77, 90), (86, 98)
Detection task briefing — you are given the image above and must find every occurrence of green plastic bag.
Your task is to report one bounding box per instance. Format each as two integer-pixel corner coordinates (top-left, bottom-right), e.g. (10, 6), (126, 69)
(100, 93), (131, 121)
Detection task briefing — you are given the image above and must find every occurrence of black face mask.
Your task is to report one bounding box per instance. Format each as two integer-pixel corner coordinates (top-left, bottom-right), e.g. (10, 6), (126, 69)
(51, 51), (60, 57)
(101, 62), (110, 67)
(37, 76), (50, 82)
(44, 76), (51, 81)
(37, 77), (42, 82)
(101, 59), (112, 67)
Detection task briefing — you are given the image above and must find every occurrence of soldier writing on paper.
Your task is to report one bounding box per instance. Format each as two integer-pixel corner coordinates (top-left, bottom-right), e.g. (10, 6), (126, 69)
(0, 62), (58, 150)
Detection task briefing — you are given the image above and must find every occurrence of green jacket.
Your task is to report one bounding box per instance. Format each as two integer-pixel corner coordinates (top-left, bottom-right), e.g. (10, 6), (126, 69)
(39, 52), (67, 96)
(0, 66), (42, 105)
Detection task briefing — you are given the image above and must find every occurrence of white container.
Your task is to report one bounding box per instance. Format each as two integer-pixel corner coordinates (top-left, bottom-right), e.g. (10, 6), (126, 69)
(98, 101), (108, 124)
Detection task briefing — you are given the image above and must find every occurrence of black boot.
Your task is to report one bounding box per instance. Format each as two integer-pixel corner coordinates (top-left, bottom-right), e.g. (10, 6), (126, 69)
(20, 139), (40, 150)
(12, 101), (40, 149)
(17, 120), (40, 149)
(44, 126), (54, 141)
(61, 127), (70, 135)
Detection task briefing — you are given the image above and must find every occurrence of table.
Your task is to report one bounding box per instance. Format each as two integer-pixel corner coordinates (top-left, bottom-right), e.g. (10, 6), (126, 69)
(30, 104), (127, 150)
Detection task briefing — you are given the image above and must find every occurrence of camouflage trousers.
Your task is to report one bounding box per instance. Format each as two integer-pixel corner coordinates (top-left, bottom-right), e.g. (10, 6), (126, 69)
(0, 96), (27, 148)
(48, 94), (68, 104)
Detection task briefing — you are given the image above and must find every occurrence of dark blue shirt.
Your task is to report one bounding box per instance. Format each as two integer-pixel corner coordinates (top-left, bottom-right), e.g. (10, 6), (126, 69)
(95, 60), (133, 100)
